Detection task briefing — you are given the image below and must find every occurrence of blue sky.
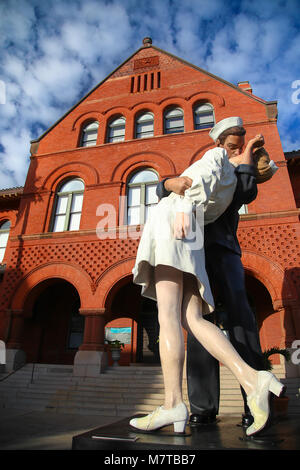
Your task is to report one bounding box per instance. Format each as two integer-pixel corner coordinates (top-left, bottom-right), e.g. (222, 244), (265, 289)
(0, 0), (300, 189)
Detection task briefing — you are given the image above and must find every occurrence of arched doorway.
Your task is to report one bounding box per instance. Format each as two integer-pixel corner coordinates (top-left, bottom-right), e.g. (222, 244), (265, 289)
(105, 317), (137, 366)
(245, 273), (284, 364)
(22, 279), (82, 364)
(105, 276), (160, 365)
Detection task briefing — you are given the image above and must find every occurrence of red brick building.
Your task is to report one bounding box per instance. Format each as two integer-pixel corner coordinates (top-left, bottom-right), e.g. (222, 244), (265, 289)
(0, 38), (299, 376)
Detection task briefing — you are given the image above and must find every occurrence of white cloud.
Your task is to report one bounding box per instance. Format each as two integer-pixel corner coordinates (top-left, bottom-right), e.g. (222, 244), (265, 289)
(33, 56), (86, 103)
(0, 128), (31, 188)
(0, 0), (300, 190)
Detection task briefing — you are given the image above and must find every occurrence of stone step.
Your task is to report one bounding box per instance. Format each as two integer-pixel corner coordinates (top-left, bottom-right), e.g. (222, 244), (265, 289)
(0, 385), (242, 401)
(1, 364), (286, 383)
(1, 363), (298, 417)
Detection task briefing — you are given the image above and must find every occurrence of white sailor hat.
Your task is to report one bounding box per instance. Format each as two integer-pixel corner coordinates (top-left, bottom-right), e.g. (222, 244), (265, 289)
(209, 117), (243, 142)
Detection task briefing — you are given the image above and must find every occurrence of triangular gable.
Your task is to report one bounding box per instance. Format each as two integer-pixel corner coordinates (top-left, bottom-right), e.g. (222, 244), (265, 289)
(109, 42), (268, 104)
(31, 40), (276, 145)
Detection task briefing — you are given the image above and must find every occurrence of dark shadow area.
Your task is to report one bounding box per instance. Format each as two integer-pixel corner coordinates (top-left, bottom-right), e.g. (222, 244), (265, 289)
(22, 279), (81, 364)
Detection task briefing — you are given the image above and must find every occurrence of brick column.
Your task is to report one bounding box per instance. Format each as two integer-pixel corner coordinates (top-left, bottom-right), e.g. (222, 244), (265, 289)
(274, 299), (300, 346)
(290, 304), (300, 339)
(273, 300), (300, 378)
(125, 114), (135, 141)
(156, 109), (164, 136)
(74, 308), (108, 376)
(184, 104), (194, 133)
(79, 308), (107, 351)
(286, 303), (300, 378)
(6, 309), (24, 349)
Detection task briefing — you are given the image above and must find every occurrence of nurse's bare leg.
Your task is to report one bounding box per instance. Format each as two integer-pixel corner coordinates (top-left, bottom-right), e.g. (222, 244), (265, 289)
(155, 264), (185, 409)
(130, 264), (188, 432)
(182, 274), (257, 396)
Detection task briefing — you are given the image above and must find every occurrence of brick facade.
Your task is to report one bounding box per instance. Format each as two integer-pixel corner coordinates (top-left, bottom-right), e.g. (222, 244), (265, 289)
(0, 40), (299, 371)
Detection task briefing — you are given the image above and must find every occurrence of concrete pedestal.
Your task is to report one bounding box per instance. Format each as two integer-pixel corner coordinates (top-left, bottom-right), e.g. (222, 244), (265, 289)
(72, 414), (300, 451)
(73, 350), (108, 377)
(286, 347), (300, 378)
(5, 349), (26, 372)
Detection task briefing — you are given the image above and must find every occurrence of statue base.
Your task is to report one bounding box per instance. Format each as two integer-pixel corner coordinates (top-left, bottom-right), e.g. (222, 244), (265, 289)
(72, 414), (300, 451)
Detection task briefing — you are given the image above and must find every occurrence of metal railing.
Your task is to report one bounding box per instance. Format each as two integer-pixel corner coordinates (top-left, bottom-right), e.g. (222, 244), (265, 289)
(0, 361), (27, 383)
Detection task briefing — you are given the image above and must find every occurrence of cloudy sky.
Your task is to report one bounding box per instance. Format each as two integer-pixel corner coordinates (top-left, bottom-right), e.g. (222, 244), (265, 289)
(0, 0), (300, 189)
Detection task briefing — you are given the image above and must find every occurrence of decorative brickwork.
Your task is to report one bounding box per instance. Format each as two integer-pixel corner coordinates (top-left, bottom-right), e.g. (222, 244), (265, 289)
(134, 56), (159, 70)
(1, 237), (139, 309)
(238, 224), (300, 269)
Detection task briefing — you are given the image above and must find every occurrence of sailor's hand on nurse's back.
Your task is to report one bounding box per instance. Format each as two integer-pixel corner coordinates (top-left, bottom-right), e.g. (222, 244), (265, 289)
(164, 176), (193, 196)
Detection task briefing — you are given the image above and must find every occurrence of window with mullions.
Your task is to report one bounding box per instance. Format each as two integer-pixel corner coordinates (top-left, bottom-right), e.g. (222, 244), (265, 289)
(52, 179), (84, 232)
(135, 112), (154, 139)
(238, 204), (248, 215)
(164, 107), (184, 134)
(0, 220), (11, 263)
(127, 170), (159, 225)
(81, 121), (99, 147)
(107, 116), (126, 143)
(193, 103), (215, 130)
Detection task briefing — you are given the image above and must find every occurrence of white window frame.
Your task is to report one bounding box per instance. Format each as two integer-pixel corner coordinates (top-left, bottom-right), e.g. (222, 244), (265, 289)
(127, 169), (159, 225)
(135, 112), (154, 139)
(0, 220), (11, 263)
(107, 116), (126, 143)
(194, 103), (215, 130)
(52, 179), (85, 232)
(81, 121), (99, 147)
(164, 107), (184, 134)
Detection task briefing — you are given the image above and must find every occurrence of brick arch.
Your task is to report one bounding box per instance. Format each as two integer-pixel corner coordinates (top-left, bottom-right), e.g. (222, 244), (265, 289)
(10, 262), (95, 311)
(42, 161), (100, 190)
(72, 112), (103, 131)
(188, 91), (225, 108)
(126, 165), (159, 184)
(159, 96), (187, 107)
(241, 250), (298, 307)
(103, 107), (131, 120)
(131, 102), (160, 114)
(94, 258), (136, 309)
(0, 213), (17, 227)
(159, 98), (189, 121)
(189, 143), (215, 165)
(110, 151), (176, 182)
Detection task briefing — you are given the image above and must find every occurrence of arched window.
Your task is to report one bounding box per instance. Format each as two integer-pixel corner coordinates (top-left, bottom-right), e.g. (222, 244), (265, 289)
(135, 112), (154, 139)
(107, 116), (126, 143)
(127, 169), (159, 225)
(0, 220), (11, 263)
(164, 107), (184, 134)
(52, 179), (84, 232)
(193, 103), (215, 130)
(81, 121), (99, 147)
